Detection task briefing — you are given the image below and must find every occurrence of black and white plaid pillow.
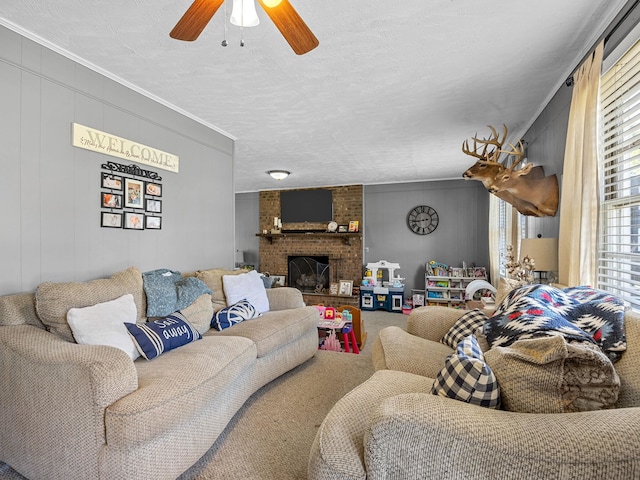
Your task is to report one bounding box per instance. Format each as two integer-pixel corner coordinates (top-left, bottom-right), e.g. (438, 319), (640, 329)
(441, 309), (489, 349)
(431, 334), (501, 409)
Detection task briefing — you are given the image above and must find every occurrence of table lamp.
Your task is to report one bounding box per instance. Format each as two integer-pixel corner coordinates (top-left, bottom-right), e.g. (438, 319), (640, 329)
(519, 237), (559, 283)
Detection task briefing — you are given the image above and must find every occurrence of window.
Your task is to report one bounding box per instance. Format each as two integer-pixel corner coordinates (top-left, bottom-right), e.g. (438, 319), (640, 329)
(494, 197), (526, 279)
(599, 36), (640, 310)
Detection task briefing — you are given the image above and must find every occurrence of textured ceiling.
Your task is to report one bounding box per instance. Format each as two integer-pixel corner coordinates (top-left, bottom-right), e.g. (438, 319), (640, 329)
(0, 0), (629, 192)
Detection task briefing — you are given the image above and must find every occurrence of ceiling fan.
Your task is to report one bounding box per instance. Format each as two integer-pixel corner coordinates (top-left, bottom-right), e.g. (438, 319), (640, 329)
(170, 0), (319, 55)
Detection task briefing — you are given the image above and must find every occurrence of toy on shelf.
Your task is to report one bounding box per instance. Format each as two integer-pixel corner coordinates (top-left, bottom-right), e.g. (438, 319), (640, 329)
(427, 261), (450, 276)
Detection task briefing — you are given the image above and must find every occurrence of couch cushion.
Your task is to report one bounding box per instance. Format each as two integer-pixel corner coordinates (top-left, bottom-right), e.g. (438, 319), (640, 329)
(180, 293), (214, 335)
(431, 334), (501, 408)
(67, 293), (139, 360)
(373, 326), (453, 378)
(212, 299), (261, 331)
(484, 335), (620, 413)
(35, 267), (146, 342)
(441, 309), (488, 349)
(195, 268), (245, 311)
(204, 305), (318, 357)
(105, 335), (257, 446)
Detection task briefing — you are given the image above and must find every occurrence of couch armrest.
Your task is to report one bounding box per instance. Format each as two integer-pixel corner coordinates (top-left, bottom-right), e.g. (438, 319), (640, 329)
(406, 306), (467, 341)
(365, 393), (640, 479)
(266, 287), (305, 311)
(0, 325), (138, 478)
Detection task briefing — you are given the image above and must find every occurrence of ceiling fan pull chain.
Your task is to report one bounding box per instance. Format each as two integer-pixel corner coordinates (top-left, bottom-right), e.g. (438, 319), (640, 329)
(221, 0), (229, 46)
(239, 0), (245, 46)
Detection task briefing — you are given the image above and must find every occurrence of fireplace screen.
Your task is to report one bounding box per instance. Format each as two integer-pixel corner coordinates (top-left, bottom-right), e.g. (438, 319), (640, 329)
(288, 255), (330, 293)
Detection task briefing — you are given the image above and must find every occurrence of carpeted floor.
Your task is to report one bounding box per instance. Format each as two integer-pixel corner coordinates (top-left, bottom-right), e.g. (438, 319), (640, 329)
(0, 310), (407, 480)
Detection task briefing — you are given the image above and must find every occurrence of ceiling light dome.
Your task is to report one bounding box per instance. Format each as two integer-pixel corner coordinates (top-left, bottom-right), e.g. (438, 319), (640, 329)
(267, 170), (290, 180)
(230, 0), (260, 27)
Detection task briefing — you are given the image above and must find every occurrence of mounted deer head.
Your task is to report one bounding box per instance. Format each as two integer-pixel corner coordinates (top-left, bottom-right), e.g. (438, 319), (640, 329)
(462, 124), (508, 189)
(489, 167), (559, 217)
(461, 124), (558, 217)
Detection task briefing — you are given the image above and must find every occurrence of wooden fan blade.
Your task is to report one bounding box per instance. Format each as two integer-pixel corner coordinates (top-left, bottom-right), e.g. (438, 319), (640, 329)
(257, 0), (319, 55)
(170, 0), (224, 41)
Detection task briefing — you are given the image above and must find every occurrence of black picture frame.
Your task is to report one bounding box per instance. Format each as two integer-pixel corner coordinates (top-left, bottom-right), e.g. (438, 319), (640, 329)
(101, 192), (122, 209)
(124, 211), (145, 230)
(101, 172), (123, 191)
(145, 182), (162, 197)
(101, 212), (123, 228)
(338, 225), (348, 233)
(145, 216), (162, 230)
(146, 198), (162, 213)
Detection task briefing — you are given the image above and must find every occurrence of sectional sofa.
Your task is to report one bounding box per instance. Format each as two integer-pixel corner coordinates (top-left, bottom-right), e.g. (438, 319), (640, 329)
(0, 266), (318, 480)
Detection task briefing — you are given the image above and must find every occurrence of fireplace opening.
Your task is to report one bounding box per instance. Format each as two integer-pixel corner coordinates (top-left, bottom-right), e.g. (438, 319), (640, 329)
(288, 255), (330, 293)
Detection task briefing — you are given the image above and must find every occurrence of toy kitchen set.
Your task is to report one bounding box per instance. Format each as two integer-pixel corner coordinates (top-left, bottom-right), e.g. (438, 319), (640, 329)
(360, 260), (404, 313)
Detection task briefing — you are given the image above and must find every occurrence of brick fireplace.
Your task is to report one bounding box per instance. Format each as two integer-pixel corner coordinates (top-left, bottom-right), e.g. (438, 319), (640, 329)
(288, 255), (330, 292)
(258, 185), (363, 307)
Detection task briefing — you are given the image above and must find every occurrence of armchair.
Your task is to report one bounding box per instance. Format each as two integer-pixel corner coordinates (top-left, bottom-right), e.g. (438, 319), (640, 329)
(309, 306), (640, 479)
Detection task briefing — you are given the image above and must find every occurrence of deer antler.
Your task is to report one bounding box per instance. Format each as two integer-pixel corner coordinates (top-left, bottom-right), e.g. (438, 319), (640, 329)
(462, 124), (508, 163)
(462, 135), (491, 160)
(499, 139), (526, 172)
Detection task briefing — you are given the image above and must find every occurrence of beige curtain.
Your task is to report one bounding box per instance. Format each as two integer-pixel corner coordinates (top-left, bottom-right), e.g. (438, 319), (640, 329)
(558, 41), (604, 287)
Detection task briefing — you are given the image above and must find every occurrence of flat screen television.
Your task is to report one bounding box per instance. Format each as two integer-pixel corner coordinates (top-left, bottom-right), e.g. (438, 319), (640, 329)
(280, 189), (333, 223)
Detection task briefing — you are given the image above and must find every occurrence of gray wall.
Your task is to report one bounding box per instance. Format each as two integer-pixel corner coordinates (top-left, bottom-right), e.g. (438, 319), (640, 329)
(521, 82), (572, 239)
(235, 191), (260, 268)
(363, 180), (490, 294)
(0, 25), (235, 295)
(235, 180), (490, 296)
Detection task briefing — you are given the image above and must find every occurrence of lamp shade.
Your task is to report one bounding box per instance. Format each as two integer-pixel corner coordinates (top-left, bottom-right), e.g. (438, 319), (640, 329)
(230, 0), (260, 27)
(520, 238), (558, 272)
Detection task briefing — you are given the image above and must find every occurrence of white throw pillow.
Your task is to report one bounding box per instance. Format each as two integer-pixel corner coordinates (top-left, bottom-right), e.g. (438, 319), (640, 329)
(222, 270), (270, 313)
(66, 293), (140, 360)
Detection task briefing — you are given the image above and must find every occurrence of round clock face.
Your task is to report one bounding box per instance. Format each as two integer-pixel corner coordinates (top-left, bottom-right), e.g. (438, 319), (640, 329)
(407, 205), (439, 235)
(327, 221), (338, 232)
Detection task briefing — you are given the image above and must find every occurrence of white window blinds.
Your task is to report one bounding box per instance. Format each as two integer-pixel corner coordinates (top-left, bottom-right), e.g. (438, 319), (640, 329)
(599, 37), (640, 310)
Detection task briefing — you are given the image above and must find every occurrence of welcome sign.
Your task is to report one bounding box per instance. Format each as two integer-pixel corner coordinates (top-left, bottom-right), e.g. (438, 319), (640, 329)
(72, 123), (179, 173)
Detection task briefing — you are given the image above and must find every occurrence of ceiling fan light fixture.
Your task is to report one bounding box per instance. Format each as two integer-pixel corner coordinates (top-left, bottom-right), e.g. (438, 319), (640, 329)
(230, 0), (260, 27)
(267, 170), (290, 180)
(261, 0), (283, 8)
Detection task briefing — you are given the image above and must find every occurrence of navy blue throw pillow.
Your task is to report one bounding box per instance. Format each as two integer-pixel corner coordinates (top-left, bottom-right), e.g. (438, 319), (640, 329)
(126, 312), (202, 360)
(212, 299), (261, 331)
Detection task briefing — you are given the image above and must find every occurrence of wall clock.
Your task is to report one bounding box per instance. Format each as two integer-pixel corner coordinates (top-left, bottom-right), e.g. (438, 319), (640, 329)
(407, 205), (439, 235)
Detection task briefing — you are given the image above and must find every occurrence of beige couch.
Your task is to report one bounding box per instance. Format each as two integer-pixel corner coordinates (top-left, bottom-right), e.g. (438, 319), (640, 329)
(309, 305), (640, 479)
(0, 267), (318, 480)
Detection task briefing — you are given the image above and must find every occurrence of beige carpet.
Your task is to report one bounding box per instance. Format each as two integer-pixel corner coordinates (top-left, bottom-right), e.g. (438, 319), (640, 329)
(0, 310), (407, 480)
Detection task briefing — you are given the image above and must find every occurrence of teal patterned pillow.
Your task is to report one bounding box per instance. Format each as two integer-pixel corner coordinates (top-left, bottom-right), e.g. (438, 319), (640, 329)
(212, 299), (261, 331)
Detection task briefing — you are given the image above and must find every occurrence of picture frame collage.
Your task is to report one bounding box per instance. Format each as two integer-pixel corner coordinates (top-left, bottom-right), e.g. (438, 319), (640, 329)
(100, 167), (163, 230)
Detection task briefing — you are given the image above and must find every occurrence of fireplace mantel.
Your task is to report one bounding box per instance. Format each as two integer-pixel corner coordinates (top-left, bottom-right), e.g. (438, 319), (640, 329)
(256, 232), (362, 246)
